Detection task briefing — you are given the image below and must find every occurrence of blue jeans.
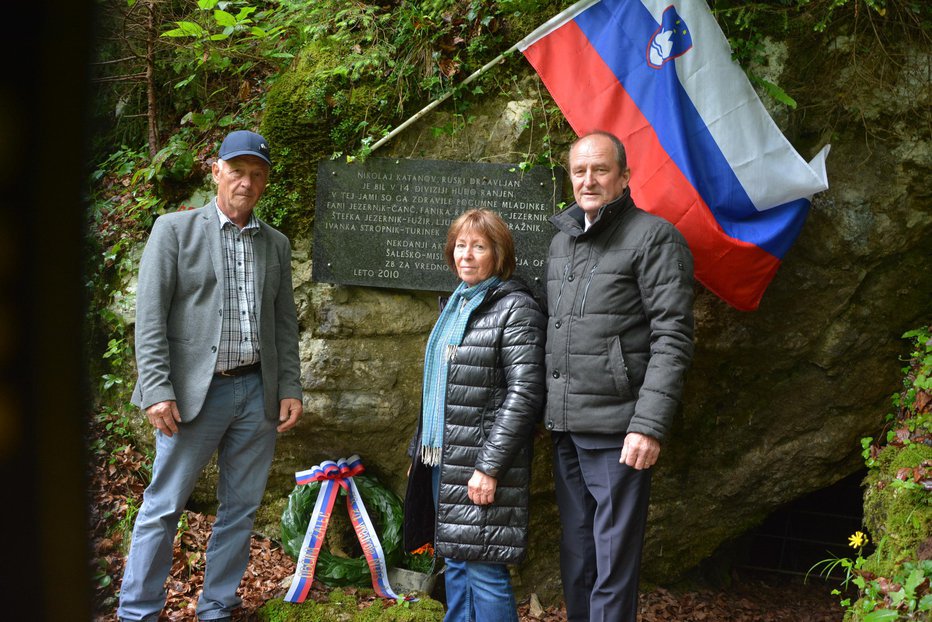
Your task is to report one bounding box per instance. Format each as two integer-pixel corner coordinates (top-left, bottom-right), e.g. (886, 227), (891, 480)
(431, 467), (519, 622)
(117, 371), (277, 622)
(443, 559), (519, 622)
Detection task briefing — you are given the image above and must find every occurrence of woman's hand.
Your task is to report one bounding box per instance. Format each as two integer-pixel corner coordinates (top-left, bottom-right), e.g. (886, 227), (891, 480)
(467, 470), (498, 505)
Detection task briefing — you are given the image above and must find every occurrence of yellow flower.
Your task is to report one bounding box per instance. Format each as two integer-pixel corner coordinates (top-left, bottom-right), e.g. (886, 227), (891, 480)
(848, 531), (868, 549)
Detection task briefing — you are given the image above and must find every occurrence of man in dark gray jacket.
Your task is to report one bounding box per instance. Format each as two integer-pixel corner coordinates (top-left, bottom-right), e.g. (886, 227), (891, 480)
(545, 131), (695, 622)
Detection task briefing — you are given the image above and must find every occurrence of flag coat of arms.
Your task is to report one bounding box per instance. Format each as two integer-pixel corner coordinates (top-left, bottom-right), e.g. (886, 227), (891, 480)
(517, 0), (830, 310)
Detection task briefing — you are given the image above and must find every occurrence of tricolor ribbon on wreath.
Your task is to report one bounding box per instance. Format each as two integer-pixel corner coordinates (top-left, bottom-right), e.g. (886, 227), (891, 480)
(284, 455), (401, 603)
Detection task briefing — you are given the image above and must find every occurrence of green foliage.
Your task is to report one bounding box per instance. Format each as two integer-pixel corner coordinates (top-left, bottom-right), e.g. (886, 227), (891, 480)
(276, 0), (506, 105)
(750, 75), (798, 108)
(87, 133), (200, 253)
(257, 36), (367, 231)
(91, 557), (114, 591)
(160, 0), (293, 93)
(810, 531), (932, 619)
(280, 475), (404, 587)
(841, 326), (932, 621)
(84, 142), (164, 492)
(710, 0), (927, 111)
(400, 543), (435, 574)
(848, 559), (932, 621)
(897, 327), (932, 417)
(255, 0), (567, 230)
(808, 531), (870, 609)
(115, 495), (140, 555)
(796, 0), (890, 33)
(509, 76), (568, 178)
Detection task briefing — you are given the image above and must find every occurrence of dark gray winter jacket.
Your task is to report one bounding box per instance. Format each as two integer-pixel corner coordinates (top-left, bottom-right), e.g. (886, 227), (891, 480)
(544, 189), (694, 441)
(403, 279), (546, 564)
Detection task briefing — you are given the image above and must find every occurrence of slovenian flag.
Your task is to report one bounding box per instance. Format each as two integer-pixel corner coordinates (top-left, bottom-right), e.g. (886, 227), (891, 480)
(517, 0), (830, 311)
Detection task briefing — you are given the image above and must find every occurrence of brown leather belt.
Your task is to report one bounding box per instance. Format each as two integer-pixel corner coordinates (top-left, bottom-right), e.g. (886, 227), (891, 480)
(216, 361), (261, 377)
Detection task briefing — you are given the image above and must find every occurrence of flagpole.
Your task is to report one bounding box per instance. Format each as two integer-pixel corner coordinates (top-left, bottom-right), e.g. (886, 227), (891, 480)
(368, 45), (521, 154)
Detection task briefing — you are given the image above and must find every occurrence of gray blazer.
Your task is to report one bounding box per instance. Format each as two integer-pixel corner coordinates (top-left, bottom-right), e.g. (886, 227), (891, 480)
(131, 201), (302, 422)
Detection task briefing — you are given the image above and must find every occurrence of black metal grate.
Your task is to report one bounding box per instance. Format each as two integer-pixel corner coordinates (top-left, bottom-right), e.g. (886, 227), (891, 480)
(737, 471), (869, 579)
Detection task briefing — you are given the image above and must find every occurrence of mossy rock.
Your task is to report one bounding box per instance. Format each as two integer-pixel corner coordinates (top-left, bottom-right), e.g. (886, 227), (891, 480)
(258, 588), (444, 622)
(861, 442), (932, 578)
(259, 37), (396, 238)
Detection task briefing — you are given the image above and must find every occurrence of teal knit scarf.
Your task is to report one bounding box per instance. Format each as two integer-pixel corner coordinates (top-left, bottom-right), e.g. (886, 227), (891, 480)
(420, 276), (500, 466)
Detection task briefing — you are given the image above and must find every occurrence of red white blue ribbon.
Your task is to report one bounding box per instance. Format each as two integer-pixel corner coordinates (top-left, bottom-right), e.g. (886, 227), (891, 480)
(284, 455), (401, 603)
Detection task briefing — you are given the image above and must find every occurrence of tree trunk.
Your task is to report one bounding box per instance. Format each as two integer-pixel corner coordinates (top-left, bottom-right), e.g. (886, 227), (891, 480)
(145, 1), (159, 157)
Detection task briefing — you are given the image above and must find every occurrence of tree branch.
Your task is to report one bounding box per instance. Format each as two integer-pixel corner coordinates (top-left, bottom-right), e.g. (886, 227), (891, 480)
(91, 73), (148, 83)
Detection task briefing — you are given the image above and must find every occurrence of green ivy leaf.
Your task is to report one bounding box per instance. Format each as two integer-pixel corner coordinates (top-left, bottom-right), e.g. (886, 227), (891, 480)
(162, 21), (206, 38)
(753, 77), (797, 109)
(904, 567), (925, 593)
(918, 593), (932, 611)
(861, 610), (899, 622)
(213, 10), (237, 28)
(236, 6), (257, 21)
(889, 588), (906, 606)
(173, 74), (197, 90)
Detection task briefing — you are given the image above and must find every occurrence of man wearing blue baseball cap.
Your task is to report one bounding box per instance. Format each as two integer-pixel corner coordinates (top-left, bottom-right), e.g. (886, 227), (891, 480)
(118, 130), (303, 622)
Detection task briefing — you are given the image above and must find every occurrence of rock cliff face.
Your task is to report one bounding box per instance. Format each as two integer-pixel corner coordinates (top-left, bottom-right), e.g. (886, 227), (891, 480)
(168, 12), (931, 605)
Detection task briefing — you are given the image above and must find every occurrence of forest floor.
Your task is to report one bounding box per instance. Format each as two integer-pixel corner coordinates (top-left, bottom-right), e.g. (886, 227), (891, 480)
(89, 413), (843, 622)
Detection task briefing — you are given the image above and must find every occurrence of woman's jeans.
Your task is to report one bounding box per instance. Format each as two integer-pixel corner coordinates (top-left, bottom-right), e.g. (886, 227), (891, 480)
(431, 466), (519, 622)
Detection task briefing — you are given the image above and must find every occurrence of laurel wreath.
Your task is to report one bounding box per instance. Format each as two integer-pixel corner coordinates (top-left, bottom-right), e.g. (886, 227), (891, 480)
(280, 474), (404, 587)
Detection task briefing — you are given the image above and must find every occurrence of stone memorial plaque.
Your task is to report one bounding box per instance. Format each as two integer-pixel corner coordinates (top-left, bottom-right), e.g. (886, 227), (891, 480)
(313, 158), (565, 292)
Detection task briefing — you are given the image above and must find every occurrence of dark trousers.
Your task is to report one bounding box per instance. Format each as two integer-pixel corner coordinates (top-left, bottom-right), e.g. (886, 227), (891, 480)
(552, 432), (652, 622)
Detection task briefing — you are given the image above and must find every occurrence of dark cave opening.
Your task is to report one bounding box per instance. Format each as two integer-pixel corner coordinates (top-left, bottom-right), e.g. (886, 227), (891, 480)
(734, 470), (871, 579)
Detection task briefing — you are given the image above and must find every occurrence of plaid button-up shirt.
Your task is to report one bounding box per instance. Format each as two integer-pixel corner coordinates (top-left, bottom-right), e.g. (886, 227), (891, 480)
(215, 205), (261, 373)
